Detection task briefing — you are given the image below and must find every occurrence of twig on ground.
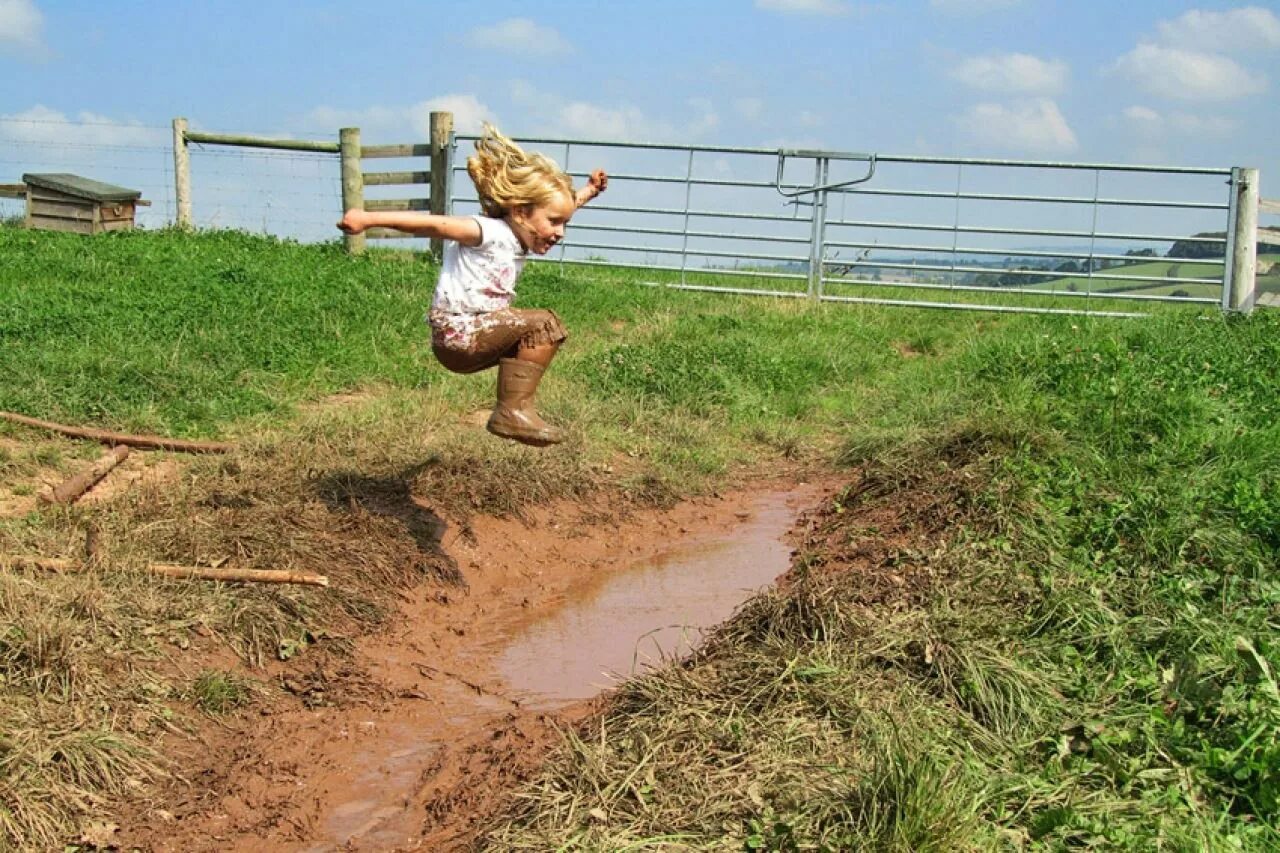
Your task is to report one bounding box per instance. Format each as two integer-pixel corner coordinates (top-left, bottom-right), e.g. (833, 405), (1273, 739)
(0, 410), (234, 454)
(38, 446), (131, 505)
(0, 554), (330, 587)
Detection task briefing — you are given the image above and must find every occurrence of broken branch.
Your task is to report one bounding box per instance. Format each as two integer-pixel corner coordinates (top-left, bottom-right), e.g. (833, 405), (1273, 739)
(0, 411), (234, 454)
(38, 445), (131, 505)
(1, 554), (329, 587)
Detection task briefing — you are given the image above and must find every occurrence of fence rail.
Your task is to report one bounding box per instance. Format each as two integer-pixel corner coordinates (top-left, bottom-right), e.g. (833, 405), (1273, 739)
(155, 114), (1270, 316)
(443, 130), (1257, 315)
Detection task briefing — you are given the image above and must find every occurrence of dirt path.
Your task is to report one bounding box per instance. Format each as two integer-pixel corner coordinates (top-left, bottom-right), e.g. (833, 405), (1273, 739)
(118, 478), (833, 852)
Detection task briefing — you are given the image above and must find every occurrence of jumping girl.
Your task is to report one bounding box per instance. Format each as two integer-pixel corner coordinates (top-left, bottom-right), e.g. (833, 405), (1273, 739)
(337, 125), (607, 447)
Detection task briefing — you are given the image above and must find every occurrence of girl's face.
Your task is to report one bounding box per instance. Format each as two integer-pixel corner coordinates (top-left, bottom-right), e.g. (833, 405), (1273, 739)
(508, 192), (575, 255)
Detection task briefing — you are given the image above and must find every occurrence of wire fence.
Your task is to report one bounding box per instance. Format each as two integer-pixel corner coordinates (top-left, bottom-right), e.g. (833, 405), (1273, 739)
(183, 144), (341, 239)
(0, 116), (343, 239)
(4, 115), (1264, 314)
(0, 116), (173, 225)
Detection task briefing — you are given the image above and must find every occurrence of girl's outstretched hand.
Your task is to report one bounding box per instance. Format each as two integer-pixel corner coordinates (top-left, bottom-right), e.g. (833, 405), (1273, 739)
(588, 169), (608, 196)
(337, 209), (368, 235)
(575, 170), (608, 208)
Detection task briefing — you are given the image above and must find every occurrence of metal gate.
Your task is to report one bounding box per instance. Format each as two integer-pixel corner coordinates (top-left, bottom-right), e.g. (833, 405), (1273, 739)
(451, 134), (1249, 317)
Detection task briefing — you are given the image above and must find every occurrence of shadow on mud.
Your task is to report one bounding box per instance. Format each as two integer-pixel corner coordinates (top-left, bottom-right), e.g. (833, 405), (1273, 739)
(313, 462), (464, 586)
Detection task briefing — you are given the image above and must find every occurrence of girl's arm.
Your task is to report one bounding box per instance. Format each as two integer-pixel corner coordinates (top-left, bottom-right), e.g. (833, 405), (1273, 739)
(574, 169), (608, 209)
(337, 210), (482, 246)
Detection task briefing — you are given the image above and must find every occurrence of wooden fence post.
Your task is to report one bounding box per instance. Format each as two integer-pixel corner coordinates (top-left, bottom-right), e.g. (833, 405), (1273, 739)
(429, 111), (454, 260)
(339, 127), (365, 255)
(172, 117), (192, 228)
(1225, 167), (1259, 314)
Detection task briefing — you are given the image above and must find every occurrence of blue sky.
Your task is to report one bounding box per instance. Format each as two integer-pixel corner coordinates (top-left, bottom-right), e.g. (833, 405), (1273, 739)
(3, 1), (1277, 165)
(1, 1), (1277, 247)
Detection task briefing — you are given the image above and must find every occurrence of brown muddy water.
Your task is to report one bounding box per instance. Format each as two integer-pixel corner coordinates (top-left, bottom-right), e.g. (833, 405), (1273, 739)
(493, 490), (805, 708)
(306, 485), (818, 851)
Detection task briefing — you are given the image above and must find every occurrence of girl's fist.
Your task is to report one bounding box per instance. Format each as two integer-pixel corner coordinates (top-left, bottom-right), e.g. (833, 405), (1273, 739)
(337, 209), (367, 234)
(587, 169), (608, 195)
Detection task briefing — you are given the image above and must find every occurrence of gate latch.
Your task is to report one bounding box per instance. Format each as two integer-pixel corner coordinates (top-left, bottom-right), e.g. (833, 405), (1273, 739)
(774, 149), (877, 198)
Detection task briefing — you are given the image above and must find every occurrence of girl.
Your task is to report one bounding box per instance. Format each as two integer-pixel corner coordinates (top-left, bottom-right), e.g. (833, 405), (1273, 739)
(338, 125), (607, 447)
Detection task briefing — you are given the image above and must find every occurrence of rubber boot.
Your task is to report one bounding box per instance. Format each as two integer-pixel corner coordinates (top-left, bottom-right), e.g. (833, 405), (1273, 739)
(486, 358), (566, 446)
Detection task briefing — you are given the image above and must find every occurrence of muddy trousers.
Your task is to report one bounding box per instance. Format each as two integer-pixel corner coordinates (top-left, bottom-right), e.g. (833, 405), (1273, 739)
(430, 309), (568, 446)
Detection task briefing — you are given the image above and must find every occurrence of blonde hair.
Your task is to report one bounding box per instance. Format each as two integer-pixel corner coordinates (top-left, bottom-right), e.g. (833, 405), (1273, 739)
(467, 124), (574, 218)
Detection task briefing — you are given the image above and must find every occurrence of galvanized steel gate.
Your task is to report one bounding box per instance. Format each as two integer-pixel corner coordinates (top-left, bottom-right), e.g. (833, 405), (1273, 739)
(451, 134), (1251, 317)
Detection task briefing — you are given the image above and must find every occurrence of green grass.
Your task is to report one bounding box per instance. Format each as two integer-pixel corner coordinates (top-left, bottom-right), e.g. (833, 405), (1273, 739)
(489, 309), (1280, 849)
(0, 227), (438, 435)
(2, 226), (1277, 849)
(190, 670), (255, 714)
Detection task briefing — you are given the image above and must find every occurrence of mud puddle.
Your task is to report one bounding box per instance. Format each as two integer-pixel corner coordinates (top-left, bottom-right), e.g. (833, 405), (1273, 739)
(120, 480), (830, 852)
(493, 490), (805, 708)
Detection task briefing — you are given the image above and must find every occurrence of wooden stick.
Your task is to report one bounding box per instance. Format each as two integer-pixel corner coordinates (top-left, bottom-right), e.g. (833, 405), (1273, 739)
(0, 555), (70, 573)
(1, 554), (329, 587)
(148, 563), (330, 587)
(38, 446), (131, 505)
(0, 411), (233, 454)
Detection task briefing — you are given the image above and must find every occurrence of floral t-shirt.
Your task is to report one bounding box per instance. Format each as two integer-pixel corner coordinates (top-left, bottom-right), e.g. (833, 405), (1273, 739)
(429, 216), (526, 349)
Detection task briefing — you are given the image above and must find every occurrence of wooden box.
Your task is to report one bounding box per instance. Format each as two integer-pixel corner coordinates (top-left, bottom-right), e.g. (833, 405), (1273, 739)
(21, 173), (144, 235)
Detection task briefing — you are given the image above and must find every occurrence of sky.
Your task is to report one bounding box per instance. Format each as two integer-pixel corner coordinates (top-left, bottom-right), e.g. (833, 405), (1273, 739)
(1, 0), (1277, 256)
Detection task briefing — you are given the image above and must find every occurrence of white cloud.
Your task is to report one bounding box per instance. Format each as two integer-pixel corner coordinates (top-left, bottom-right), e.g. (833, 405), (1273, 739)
(464, 18), (571, 58)
(1112, 43), (1265, 101)
(950, 52), (1068, 94)
(955, 98), (1078, 154)
(1123, 105), (1160, 124)
(303, 94), (496, 137)
(0, 0), (44, 56)
(734, 97), (764, 121)
(555, 101), (718, 141)
(1122, 104), (1236, 139)
(930, 0), (1022, 14)
(797, 109), (823, 128)
(511, 80), (718, 142)
(0, 105), (163, 145)
(409, 94), (494, 135)
(756, 0), (850, 15)
(1155, 6), (1280, 53)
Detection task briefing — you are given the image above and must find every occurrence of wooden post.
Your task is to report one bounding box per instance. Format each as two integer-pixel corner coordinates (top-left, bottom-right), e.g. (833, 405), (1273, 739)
(172, 117), (192, 228)
(429, 111), (454, 260)
(1226, 167), (1259, 314)
(340, 127), (365, 255)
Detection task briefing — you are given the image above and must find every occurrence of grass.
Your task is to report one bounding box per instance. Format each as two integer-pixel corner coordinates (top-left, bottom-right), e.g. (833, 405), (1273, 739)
(488, 310), (1280, 849)
(0, 226), (984, 849)
(190, 670), (255, 714)
(1, 226), (1277, 849)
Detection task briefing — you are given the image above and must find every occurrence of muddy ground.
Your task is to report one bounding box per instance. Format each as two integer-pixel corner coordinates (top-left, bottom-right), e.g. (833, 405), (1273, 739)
(108, 477), (836, 851)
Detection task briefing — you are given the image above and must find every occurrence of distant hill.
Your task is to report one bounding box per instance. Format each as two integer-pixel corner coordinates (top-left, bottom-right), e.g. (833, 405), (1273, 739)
(1168, 232), (1280, 259)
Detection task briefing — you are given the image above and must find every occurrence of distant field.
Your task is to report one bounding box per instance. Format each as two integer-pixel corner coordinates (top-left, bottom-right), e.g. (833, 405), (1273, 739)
(1028, 254), (1280, 300)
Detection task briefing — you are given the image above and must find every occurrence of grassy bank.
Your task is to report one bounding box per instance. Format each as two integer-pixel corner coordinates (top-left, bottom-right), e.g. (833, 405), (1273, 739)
(0, 226), (974, 848)
(2, 226), (1275, 849)
(489, 310), (1280, 849)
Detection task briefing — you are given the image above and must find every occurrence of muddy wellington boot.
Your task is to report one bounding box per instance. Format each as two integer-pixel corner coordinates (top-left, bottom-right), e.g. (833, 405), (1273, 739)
(486, 358), (566, 446)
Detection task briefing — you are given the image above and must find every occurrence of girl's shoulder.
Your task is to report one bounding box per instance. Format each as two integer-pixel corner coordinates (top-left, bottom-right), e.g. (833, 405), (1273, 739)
(473, 215), (523, 255)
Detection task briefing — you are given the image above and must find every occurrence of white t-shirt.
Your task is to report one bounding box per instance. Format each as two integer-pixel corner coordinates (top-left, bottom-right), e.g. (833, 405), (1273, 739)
(431, 215), (526, 315)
